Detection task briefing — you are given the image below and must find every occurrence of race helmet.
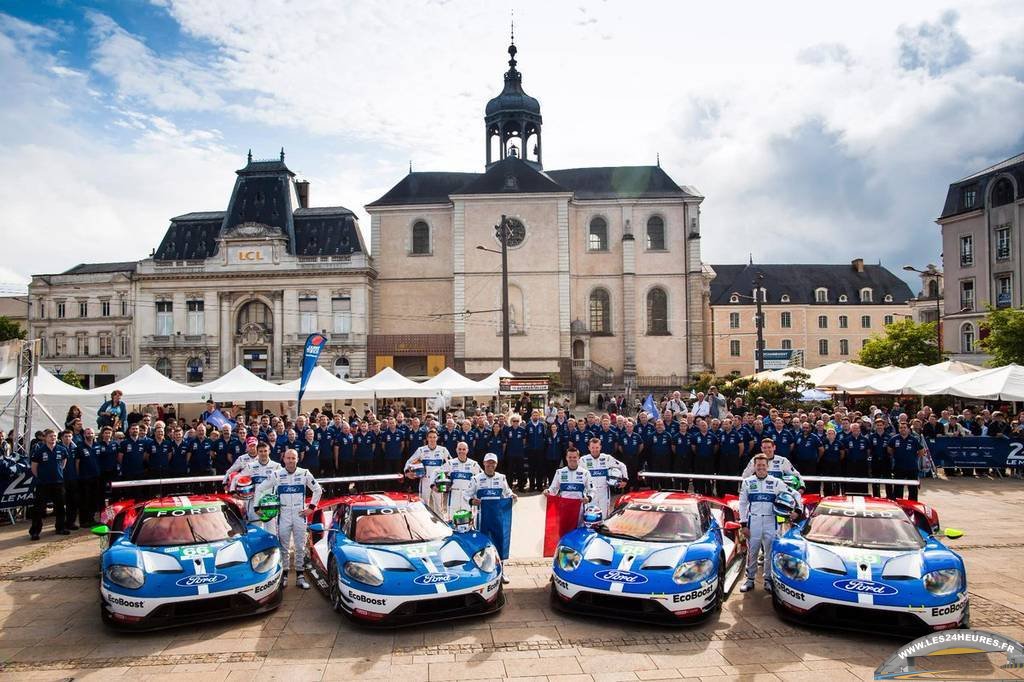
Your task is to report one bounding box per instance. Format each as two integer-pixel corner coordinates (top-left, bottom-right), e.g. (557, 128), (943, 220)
(407, 463), (426, 479)
(234, 475), (255, 500)
(773, 490), (799, 519)
(606, 467), (623, 489)
(582, 505), (604, 529)
(451, 509), (473, 533)
(433, 470), (451, 494)
(783, 473), (804, 491)
(255, 494), (280, 522)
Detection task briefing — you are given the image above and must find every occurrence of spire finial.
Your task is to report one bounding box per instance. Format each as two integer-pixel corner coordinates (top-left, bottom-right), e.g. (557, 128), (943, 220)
(247, 148), (252, 163)
(409, 160), (413, 173)
(507, 10), (517, 69)
(280, 147), (285, 161)
(656, 152), (660, 167)
(749, 253), (753, 265)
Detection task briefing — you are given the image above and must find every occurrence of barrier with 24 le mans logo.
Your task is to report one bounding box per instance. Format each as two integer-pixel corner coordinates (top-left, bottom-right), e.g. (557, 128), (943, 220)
(927, 436), (1024, 469)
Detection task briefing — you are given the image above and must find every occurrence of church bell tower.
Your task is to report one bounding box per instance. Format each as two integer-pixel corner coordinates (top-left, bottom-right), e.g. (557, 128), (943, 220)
(485, 29), (543, 169)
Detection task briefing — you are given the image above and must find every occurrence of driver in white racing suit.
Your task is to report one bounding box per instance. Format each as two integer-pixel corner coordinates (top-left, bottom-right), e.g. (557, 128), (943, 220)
(255, 448), (322, 589)
(544, 449), (594, 502)
(448, 441), (482, 519)
(580, 437), (627, 517)
(404, 429), (452, 515)
(229, 442), (282, 525)
(739, 453), (801, 593)
(741, 438), (801, 479)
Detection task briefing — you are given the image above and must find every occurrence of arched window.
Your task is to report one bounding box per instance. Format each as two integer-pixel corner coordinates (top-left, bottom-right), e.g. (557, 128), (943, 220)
(992, 177), (1015, 207)
(818, 315), (828, 329)
(156, 357), (172, 379)
(815, 288), (828, 303)
(883, 294), (893, 302)
(589, 289), (611, 334)
(646, 216), (665, 250)
(781, 339), (792, 350)
(334, 356), (351, 379)
(588, 217), (608, 251)
(729, 294), (740, 303)
(186, 357), (203, 383)
(839, 315), (848, 328)
(838, 294), (848, 303)
(237, 300), (272, 333)
(507, 284), (525, 333)
(960, 323), (975, 353)
(860, 287), (873, 303)
(839, 339), (849, 356)
(780, 312), (791, 328)
(927, 280), (940, 298)
(647, 287), (668, 334)
(411, 220), (431, 255)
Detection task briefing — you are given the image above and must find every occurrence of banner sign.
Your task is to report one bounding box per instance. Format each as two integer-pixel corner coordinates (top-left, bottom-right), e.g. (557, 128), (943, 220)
(499, 377), (550, 395)
(543, 496), (583, 557)
(298, 333), (328, 405)
(928, 436), (1024, 469)
(0, 461), (34, 509)
(478, 497), (513, 560)
(756, 349), (797, 371)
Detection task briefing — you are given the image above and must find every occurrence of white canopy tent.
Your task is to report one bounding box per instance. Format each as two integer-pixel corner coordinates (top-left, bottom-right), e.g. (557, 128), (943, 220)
(805, 362), (885, 389)
(279, 366), (358, 400)
(0, 366), (102, 431)
(196, 365), (292, 402)
(944, 364), (1024, 401)
(475, 367), (514, 391)
(349, 367), (439, 398)
(86, 364), (204, 404)
(929, 360), (985, 375)
(916, 365), (1001, 396)
(837, 364), (952, 395)
(420, 367), (498, 397)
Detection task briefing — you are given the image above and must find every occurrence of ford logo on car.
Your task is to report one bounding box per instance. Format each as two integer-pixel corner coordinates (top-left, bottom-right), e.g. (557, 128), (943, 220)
(176, 574), (229, 588)
(833, 579), (898, 596)
(594, 570), (648, 585)
(413, 572), (459, 586)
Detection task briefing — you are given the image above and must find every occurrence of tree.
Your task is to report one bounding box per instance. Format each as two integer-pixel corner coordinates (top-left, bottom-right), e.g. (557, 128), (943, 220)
(0, 316), (25, 342)
(57, 369), (84, 389)
(979, 306), (1024, 366)
(857, 318), (939, 367)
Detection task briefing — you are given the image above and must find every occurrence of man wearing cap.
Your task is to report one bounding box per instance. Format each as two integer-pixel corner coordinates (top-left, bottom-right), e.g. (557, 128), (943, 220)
(469, 453), (516, 584)
(222, 436), (260, 483)
(256, 448), (322, 589)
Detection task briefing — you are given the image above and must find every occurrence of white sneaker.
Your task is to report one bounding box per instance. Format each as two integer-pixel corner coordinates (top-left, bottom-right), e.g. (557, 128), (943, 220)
(281, 571), (288, 588)
(764, 580), (773, 593)
(297, 575), (310, 590)
(740, 579), (755, 592)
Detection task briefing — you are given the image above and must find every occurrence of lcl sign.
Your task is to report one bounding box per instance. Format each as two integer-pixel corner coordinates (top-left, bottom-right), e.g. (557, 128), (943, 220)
(230, 246), (270, 263)
(238, 251), (264, 261)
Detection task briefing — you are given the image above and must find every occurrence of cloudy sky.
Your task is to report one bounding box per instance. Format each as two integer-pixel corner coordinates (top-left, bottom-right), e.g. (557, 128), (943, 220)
(2, 1), (1022, 293)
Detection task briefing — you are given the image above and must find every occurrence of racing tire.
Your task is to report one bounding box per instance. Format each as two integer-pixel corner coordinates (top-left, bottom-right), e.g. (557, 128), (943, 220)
(712, 554), (726, 612)
(328, 558), (344, 614)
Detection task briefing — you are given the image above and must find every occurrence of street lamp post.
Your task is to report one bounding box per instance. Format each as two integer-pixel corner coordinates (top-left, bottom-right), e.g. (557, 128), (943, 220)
(733, 271), (766, 372)
(903, 265), (943, 362)
(476, 214), (512, 370)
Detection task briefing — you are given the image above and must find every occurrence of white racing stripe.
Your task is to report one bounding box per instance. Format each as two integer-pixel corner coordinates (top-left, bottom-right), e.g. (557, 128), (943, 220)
(421, 557), (447, 594)
(850, 496), (873, 605)
(610, 548), (639, 594)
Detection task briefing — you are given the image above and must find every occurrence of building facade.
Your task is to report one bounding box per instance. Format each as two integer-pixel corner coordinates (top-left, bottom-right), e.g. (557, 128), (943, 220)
(937, 152), (1023, 364)
(366, 39), (708, 397)
(708, 260), (913, 376)
(28, 152), (374, 387)
(906, 264), (943, 325)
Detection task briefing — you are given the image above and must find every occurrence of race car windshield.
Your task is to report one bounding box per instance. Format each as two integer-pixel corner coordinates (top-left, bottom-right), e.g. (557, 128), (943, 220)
(133, 503), (247, 547)
(350, 503), (452, 545)
(597, 502), (701, 543)
(803, 507), (925, 550)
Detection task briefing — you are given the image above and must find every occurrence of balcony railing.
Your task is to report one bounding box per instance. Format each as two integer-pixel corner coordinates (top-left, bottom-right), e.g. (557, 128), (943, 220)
(141, 334), (211, 348)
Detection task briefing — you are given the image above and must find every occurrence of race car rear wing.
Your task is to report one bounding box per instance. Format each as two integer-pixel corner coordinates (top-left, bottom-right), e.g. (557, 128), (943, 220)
(110, 474), (406, 498)
(639, 472), (920, 487)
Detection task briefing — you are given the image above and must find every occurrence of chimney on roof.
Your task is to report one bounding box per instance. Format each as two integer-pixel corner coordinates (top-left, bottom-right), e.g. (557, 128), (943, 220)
(851, 258), (864, 273)
(295, 180), (310, 209)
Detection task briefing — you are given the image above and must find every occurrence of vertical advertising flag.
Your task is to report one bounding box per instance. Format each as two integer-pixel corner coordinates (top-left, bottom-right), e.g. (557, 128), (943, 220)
(643, 393), (661, 421)
(298, 333), (328, 409)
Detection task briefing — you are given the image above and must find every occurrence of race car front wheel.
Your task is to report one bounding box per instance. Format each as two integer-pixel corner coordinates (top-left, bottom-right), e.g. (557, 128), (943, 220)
(328, 558), (344, 613)
(712, 555), (725, 611)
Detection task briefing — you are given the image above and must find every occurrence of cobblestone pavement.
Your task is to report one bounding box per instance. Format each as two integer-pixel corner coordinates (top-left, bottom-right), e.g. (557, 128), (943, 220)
(0, 477), (1022, 681)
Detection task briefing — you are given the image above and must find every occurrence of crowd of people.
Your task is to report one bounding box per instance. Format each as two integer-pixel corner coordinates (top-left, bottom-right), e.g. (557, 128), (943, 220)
(3, 384), (1021, 542)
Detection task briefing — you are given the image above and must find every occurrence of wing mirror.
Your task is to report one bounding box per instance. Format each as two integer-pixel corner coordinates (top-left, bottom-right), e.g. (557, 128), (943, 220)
(942, 528), (964, 540)
(723, 521), (741, 531)
(308, 523), (325, 533)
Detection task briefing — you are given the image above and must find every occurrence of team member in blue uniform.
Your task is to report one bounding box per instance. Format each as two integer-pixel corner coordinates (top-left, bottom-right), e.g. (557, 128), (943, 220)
(485, 422), (505, 465)
(472, 419), (490, 463)
(647, 420), (674, 490)
(543, 421), (565, 487)
(568, 419), (589, 456)
(820, 428), (845, 496)
(334, 422), (354, 481)
(58, 430), (80, 530)
(188, 423), (215, 477)
(886, 423), (924, 501)
(29, 429), (67, 540)
(407, 418), (428, 458)
(76, 427), (102, 527)
(671, 422), (692, 490)
(298, 427), (320, 475)
(718, 418), (746, 495)
(168, 426), (191, 476)
(317, 415), (338, 477)
(771, 418), (795, 459)
(526, 410), (548, 492)
(353, 421), (376, 483)
(843, 422), (871, 494)
(119, 423), (148, 481)
(792, 421), (823, 482)
(97, 426), (119, 490)
(690, 419), (719, 495)
(381, 418), (406, 487)
(504, 414), (527, 491)
(868, 418), (892, 497)
(596, 417), (618, 458)
(617, 420), (644, 492)
(147, 424), (174, 479)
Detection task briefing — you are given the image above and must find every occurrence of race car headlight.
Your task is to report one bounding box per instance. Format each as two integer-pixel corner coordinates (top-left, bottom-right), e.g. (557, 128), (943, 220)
(923, 568), (962, 596)
(344, 560), (384, 587)
(106, 564), (144, 590)
(473, 546), (499, 573)
(250, 548), (281, 574)
(772, 553), (809, 581)
(673, 559), (714, 585)
(556, 546), (581, 572)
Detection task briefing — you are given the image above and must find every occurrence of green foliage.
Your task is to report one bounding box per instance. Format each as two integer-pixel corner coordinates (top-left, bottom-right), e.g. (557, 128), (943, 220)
(857, 318), (939, 367)
(57, 369), (84, 389)
(744, 379), (802, 406)
(979, 306), (1024, 366)
(0, 316), (25, 342)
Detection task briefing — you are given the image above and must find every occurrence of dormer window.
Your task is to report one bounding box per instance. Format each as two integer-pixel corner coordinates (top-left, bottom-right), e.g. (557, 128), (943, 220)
(838, 294), (848, 303)
(860, 287), (873, 303)
(780, 294), (790, 303)
(729, 294), (740, 303)
(883, 294), (893, 303)
(814, 288), (828, 303)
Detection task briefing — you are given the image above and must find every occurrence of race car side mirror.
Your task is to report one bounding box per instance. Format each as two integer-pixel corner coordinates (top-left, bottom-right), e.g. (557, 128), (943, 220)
(943, 528), (965, 540)
(90, 525), (120, 536)
(308, 523), (325, 532)
(723, 521), (741, 531)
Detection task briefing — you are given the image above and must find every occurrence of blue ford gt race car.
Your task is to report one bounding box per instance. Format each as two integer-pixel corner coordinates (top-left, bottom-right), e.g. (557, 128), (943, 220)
(770, 495), (968, 635)
(94, 495), (284, 630)
(550, 491), (746, 624)
(306, 492), (504, 626)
